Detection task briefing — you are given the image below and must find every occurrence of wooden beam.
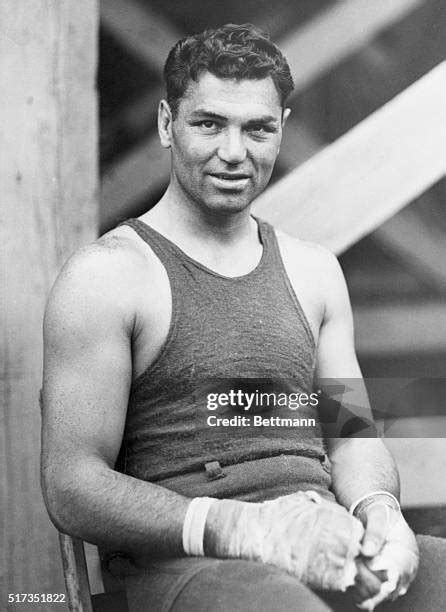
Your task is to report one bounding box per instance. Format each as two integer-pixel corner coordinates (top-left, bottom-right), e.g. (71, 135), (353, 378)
(373, 202), (446, 294)
(264, 42), (401, 172)
(254, 63), (446, 254)
(100, 0), (181, 75)
(283, 0), (423, 100)
(0, 0), (99, 597)
(354, 302), (446, 356)
(325, 39), (446, 294)
(312, 41), (446, 295)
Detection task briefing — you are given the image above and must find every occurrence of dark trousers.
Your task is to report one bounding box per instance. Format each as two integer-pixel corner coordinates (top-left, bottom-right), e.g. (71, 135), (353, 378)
(124, 535), (446, 612)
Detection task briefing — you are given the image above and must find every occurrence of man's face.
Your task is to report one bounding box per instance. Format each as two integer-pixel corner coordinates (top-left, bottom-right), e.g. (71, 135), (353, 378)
(163, 71), (288, 215)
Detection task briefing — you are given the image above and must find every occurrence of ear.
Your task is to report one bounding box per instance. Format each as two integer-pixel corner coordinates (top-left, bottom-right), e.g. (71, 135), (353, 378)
(281, 107), (291, 128)
(158, 99), (173, 149)
(276, 108), (292, 155)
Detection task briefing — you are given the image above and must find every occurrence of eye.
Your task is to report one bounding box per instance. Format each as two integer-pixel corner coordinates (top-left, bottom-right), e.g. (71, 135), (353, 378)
(200, 120), (217, 130)
(248, 124), (276, 138)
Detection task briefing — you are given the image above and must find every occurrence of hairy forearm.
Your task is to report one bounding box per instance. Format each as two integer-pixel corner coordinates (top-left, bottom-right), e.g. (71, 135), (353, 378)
(328, 438), (400, 509)
(42, 456), (189, 558)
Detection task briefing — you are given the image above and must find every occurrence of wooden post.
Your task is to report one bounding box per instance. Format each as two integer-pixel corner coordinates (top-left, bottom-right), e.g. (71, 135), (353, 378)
(0, 1), (98, 604)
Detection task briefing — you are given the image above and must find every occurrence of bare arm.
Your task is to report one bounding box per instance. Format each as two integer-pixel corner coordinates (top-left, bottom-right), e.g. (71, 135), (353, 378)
(313, 252), (420, 606)
(314, 251), (399, 508)
(41, 245), (189, 558)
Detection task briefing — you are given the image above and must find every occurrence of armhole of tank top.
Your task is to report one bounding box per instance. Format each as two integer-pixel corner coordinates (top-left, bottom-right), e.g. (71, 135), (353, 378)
(266, 226), (317, 351)
(120, 220), (182, 393)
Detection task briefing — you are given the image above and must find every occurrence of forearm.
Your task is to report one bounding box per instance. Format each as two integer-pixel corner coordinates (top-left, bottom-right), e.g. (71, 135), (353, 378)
(328, 438), (400, 509)
(42, 455), (189, 558)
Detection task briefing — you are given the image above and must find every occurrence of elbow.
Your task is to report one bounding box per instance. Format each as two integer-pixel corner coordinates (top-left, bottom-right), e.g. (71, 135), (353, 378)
(41, 466), (76, 534)
(41, 461), (92, 537)
(41, 454), (113, 541)
(44, 501), (68, 535)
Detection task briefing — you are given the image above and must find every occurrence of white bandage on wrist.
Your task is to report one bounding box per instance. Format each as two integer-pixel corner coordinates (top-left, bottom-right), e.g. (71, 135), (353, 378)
(349, 490), (401, 517)
(182, 496), (217, 557)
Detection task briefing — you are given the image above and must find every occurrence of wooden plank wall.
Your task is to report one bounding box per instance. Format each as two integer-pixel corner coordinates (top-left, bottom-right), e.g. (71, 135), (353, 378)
(0, 2), (98, 607)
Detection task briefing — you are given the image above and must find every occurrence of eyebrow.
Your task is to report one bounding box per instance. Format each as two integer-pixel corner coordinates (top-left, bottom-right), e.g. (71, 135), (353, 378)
(189, 110), (279, 124)
(189, 110), (227, 121)
(245, 115), (279, 125)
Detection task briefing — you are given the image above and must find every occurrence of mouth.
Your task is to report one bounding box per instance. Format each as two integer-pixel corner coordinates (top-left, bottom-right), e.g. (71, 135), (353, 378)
(208, 172), (251, 190)
(210, 172), (251, 180)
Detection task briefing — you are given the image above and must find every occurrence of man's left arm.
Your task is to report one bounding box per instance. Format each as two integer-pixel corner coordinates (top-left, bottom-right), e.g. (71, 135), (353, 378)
(314, 250), (399, 518)
(314, 251), (419, 608)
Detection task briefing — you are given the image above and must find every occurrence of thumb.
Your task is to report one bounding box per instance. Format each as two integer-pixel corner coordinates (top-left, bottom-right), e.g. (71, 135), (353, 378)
(361, 504), (390, 557)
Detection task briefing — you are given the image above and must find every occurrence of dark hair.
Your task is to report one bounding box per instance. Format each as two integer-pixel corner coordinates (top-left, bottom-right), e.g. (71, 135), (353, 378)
(164, 23), (294, 118)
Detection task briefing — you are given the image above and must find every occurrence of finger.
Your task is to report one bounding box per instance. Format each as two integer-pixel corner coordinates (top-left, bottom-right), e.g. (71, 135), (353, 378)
(356, 582), (396, 611)
(361, 504), (390, 557)
(392, 571), (412, 600)
(387, 567), (414, 603)
(362, 557), (389, 582)
(353, 561), (383, 602)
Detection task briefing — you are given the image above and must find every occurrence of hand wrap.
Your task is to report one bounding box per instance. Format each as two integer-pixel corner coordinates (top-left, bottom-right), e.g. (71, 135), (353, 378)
(210, 490), (364, 591)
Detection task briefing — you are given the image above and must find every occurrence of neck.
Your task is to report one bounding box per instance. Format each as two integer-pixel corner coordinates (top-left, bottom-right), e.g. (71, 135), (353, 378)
(142, 181), (256, 247)
(139, 180), (263, 277)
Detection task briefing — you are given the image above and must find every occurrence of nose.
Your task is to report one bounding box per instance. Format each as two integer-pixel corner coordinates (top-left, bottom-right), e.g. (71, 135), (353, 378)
(217, 128), (247, 164)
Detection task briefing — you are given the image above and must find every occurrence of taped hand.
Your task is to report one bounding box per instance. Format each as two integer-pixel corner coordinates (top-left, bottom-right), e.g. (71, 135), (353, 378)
(208, 490), (364, 591)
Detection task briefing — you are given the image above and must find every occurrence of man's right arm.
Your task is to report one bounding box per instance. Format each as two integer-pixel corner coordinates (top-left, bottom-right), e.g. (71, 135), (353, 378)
(41, 243), (189, 558)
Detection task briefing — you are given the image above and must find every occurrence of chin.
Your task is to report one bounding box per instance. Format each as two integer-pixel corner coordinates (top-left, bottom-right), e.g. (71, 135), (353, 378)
(207, 200), (252, 216)
(203, 193), (255, 215)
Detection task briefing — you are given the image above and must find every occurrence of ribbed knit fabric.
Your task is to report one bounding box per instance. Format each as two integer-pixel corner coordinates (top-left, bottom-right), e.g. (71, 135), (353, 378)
(116, 217), (326, 488)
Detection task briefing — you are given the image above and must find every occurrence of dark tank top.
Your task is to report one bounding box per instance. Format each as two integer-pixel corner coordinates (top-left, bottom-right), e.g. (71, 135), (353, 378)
(116, 217), (328, 495)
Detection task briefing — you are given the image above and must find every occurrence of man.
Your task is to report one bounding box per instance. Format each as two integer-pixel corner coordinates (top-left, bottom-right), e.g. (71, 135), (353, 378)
(41, 24), (445, 611)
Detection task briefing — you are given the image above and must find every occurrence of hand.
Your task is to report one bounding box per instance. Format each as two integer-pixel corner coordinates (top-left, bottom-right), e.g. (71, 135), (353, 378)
(207, 491), (364, 591)
(355, 503), (419, 610)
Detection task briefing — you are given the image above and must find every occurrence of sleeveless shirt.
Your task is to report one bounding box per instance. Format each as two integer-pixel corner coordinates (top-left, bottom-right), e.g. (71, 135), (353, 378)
(116, 217), (326, 484)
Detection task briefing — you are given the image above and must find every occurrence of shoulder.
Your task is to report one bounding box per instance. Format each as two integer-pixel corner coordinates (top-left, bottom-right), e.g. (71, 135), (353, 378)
(272, 227), (352, 328)
(274, 228), (345, 287)
(44, 225), (154, 336)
